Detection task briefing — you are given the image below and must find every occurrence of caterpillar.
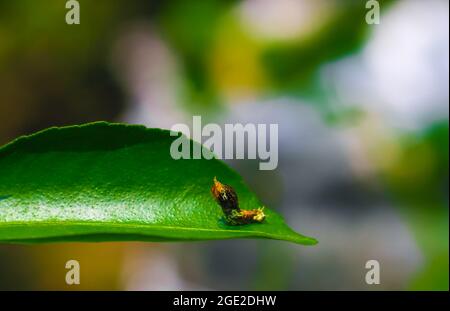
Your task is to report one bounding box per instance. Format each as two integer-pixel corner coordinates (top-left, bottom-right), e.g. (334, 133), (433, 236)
(211, 177), (265, 225)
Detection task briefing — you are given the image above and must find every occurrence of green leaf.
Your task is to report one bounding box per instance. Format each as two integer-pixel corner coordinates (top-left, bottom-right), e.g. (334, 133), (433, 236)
(0, 122), (317, 245)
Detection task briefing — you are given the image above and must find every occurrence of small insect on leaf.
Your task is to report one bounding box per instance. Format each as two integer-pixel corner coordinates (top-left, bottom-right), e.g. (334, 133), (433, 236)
(211, 177), (266, 225)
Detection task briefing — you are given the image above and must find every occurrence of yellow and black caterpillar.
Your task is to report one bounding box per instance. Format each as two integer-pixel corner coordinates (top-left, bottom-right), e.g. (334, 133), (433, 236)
(211, 177), (265, 225)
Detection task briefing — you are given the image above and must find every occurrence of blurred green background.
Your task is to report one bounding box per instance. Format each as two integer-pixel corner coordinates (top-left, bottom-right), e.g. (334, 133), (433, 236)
(0, 0), (448, 290)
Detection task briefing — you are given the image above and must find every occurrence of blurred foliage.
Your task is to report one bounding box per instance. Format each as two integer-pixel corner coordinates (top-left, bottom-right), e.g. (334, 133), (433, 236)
(385, 122), (448, 205)
(381, 121), (449, 290)
(0, 0), (395, 135)
(0, 0), (172, 143)
(157, 0), (397, 110)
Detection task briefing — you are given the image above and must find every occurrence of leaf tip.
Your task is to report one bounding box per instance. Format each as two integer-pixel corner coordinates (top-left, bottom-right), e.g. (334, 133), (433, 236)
(288, 233), (319, 246)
